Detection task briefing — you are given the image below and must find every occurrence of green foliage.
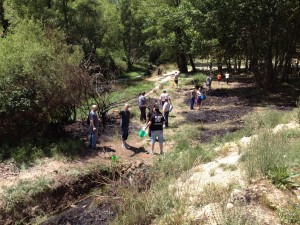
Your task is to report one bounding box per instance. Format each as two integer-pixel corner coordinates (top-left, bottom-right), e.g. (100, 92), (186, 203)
(267, 166), (299, 190)
(182, 72), (207, 86)
(241, 127), (300, 186)
(3, 176), (53, 211)
(243, 110), (291, 136)
(0, 138), (85, 167)
(279, 207), (300, 225)
(0, 20), (83, 141)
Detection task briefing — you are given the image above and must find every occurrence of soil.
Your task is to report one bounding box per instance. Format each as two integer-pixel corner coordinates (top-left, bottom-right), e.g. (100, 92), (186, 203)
(0, 70), (298, 224)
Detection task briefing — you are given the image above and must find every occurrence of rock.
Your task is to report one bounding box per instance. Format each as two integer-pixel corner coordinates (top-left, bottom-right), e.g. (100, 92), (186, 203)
(226, 203), (234, 209)
(191, 203), (223, 224)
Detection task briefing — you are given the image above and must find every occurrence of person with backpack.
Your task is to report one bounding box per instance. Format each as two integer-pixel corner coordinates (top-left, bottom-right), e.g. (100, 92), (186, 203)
(196, 87), (203, 110)
(145, 106), (165, 155)
(89, 105), (100, 150)
(138, 92), (147, 122)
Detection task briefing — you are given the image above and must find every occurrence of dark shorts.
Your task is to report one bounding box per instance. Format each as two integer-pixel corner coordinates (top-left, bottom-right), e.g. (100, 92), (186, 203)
(196, 97), (202, 105)
(174, 80), (178, 84)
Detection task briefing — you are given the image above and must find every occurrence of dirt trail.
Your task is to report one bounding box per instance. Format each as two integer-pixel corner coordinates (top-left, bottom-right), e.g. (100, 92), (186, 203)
(0, 71), (269, 224)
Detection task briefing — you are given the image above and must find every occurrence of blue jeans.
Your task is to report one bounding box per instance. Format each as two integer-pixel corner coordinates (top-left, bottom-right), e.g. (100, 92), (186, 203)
(89, 129), (98, 149)
(190, 96), (195, 109)
(164, 111), (169, 128)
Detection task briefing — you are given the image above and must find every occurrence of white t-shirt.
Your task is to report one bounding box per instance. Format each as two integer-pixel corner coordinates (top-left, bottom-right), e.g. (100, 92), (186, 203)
(160, 93), (169, 101)
(225, 73), (229, 79)
(163, 101), (170, 112)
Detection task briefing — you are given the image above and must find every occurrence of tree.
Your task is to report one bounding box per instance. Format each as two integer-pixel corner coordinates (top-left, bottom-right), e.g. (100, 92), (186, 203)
(0, 20), (83, 141)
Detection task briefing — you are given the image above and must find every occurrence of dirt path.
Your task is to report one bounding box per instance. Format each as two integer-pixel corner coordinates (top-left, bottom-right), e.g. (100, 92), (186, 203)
(0, 71), (263, 224)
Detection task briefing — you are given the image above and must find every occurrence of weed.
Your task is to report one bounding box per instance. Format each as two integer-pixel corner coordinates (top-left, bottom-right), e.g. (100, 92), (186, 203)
(209, 168), (216, 176)
(267, 166), (299, 190)
(278, 206), (300, 225)
(219, 163), (238, 171)
(3, 177), (53, 211)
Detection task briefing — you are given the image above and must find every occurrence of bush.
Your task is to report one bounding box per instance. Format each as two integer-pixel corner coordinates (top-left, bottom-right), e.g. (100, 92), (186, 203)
(0, 20), (83, 142)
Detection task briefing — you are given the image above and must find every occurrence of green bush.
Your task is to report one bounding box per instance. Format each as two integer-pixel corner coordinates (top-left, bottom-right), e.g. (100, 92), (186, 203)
(267, 166), (299, 190)
(243, 110), (290, 136)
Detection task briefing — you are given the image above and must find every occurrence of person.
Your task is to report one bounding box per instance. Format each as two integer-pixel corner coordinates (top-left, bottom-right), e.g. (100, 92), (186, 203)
(162, 99), (171, 128)
(89, 105), (100, 150)
(145, 106), (165, 155)
(196, 87), (203, 110)
(217, 73), (222, 84)
(225, 72), (230, 84)
(160, 90), (170, 106)
(119, 104), (131, 149)
(157, 66), (162, 76)
(146, 105), (155, 138)
(173, 71), (179, 87)
(206, 74), (212, 90)
(208, 62), (212, 71)
(190, 87), (197, 110)
(138, 92), (147, 122)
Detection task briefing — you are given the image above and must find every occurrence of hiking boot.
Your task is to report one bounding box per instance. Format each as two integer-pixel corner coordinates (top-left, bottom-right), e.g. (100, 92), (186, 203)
(148, 151), (154, 155)
(121, 143), (126, 148)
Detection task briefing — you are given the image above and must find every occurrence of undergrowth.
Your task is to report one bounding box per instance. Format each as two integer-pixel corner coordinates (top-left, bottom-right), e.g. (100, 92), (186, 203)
(0, 138), (85, 168)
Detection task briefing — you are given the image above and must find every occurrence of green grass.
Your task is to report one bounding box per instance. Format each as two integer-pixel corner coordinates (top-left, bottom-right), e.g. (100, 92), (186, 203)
(181, 72), (207, 86)
(3, 176), (54, 211)
(0, 138), (85, 167)
(111, 126), (216, 225)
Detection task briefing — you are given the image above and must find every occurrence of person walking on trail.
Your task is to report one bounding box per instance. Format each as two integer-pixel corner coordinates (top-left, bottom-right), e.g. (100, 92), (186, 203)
(190, 87), (197, 110)
(146, 105), (155, 138)
(89, 105), (100, 150)
(160, 90), (170, 107)
(119, 103), (131, 149)
(138, 92), (147, 122)
(196, 87), (203, 110)
(217, 73), (222, 84)
(225, 72), (230, 84)
(162, 99), (171, 128)
(173, 71), (179, 87)
(145, 106), (165, 155)
(206, 74), (212, 90)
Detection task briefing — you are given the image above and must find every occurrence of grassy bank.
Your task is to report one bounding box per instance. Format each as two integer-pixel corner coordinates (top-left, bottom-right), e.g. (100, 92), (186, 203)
(111, 107), (300, 224)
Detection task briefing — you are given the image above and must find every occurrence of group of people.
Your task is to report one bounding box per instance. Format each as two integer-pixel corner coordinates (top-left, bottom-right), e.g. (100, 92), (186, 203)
(88, 92), (172, 155)
(208, 72), (230, 87)
(190, 86), (206, 110)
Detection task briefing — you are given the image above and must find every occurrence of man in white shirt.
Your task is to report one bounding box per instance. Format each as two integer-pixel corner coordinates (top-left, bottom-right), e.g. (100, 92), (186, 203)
(225, 72), (230, 84)
(174, 71), (179, 87)
(160, 90), (171, 106)
(162, 99), (171, 128)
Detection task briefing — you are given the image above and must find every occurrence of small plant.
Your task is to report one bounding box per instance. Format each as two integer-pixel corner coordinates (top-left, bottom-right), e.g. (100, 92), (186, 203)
(209, 168), (216, 176)
(279, 206), (300, 225)
(267, 166), (299, 190)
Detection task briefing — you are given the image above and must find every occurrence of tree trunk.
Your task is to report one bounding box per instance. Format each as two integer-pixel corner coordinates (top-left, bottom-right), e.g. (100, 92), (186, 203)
(0, 1), (9, 33)
(175, 27), (188, 73)
(189, 54), (196, 72)
(177, 52), (188, 73)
